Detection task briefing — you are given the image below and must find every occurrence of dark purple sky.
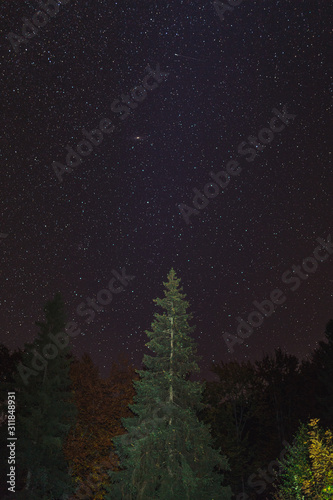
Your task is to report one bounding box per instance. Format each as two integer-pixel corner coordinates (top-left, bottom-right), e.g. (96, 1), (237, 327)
(1, 0), (332, 380)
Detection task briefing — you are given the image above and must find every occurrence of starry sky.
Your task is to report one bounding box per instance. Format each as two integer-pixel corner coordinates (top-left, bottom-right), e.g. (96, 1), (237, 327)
(1, 0), (332, 380)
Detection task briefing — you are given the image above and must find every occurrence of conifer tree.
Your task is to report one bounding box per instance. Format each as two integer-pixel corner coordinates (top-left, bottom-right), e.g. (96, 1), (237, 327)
(106, 268), (232, 499)
(14, 293), (76, 499)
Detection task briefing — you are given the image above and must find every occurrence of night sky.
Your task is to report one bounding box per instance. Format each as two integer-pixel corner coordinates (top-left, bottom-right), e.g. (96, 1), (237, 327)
(1, 0), (332, 380)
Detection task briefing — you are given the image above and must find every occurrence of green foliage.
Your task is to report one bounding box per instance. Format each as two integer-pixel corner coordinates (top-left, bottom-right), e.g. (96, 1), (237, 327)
(106, 268), (232, 499)
(274, 419), (333, 499)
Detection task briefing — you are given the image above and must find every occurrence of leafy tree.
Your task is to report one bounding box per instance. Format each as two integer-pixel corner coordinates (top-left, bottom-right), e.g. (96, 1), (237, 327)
(313, 319), (333, 427)
(255, 348), (300, 447)
(297, 357), (322, 424)
(65, 353), (138, 499)
(305, 419), (333, 498)
(201, 361), (261, 496)
(106, 268), (232, 499)
(274, 418), (333, 499)
(14, 293), (76, 499)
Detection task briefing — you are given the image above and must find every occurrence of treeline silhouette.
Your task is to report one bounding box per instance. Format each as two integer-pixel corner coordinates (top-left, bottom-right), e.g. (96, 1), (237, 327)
(0, 290), (332, 499)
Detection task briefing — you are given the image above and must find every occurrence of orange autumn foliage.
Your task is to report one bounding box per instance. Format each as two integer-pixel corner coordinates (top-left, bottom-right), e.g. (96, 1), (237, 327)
(64, 353), (138, 499)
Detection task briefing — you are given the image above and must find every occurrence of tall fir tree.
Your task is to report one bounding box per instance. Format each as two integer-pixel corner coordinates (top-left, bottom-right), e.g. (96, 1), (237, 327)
(106, 268), (232, 500)
(14, 293), (76, 499)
